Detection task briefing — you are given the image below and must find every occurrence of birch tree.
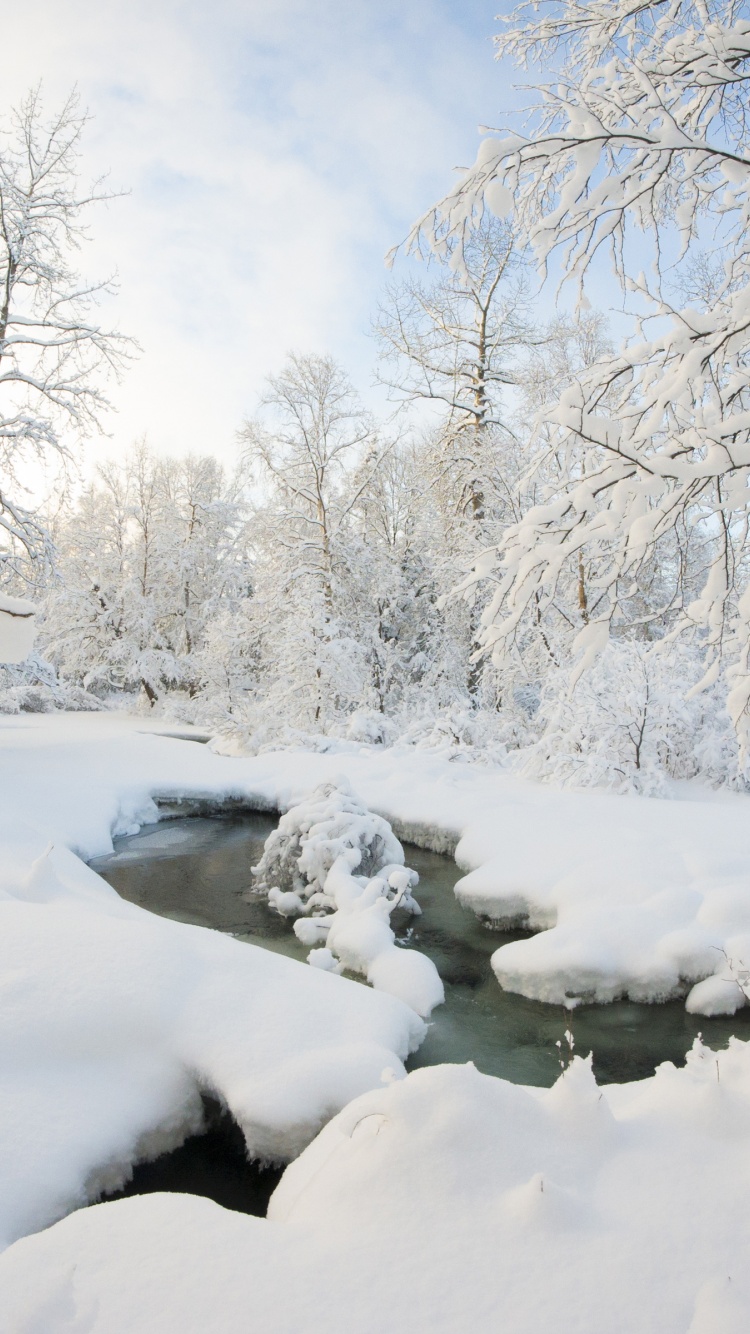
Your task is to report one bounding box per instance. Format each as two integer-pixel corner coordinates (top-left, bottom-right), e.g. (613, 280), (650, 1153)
(377, 216), (534, 537)
(238, 354), (379, 727)
(0, 88), (132, 581)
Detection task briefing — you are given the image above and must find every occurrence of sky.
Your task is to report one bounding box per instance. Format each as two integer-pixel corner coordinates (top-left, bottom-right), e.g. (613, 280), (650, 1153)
(4, 0), (525, 471)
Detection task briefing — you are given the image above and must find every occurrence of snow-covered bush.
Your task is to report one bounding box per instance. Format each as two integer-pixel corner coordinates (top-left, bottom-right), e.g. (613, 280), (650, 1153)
(345, 711), (398, 746)
(521, 641), (739, 794)
(397, 703), (532, 767)
(252, 778), (407, 902)
(252, 780), (444, 1018)
(0, 656), (104, 715)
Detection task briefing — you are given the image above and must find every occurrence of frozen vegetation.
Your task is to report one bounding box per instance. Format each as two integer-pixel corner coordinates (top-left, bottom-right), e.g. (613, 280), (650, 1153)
(6, 2), (750, 1330)
(253, 779), (443, 1017)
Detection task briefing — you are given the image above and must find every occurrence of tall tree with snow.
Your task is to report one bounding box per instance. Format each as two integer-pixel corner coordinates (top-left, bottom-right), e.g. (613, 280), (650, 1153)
(413, 0), (750, 769)
(42, 444), (251, 706)
(378, 215), (535, 542)
(0, 89), (132, 585)
(238, 354), (381, 730)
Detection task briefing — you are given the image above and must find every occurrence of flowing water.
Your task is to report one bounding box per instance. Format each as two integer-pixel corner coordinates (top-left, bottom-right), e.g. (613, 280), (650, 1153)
(91, 810), (750, 1087)
(88, 810), (750, 1216)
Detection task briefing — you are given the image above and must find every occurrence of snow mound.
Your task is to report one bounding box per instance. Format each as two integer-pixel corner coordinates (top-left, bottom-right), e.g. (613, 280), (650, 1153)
(5, 1042), (750, 1331)
(0, 830), (424, 1249)
(253, 780), (444, 1018)
(252, 776), (405, 896)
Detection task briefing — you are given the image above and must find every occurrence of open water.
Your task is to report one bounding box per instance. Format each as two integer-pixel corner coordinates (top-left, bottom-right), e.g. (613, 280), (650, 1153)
(88, 810), (750, 1215)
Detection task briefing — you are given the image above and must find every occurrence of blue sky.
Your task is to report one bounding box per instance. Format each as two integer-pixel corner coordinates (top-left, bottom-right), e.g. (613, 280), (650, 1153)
(6, 1), (526, 465)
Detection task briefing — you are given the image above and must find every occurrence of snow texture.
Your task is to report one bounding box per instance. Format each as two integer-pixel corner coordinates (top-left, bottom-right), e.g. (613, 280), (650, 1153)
(253, 779), (443, 1017)
(0, 593), (36, 663)
(3, 712), (750, 1017)
(0, 716), (425, 1249)
(4, 1043), (750, 1332)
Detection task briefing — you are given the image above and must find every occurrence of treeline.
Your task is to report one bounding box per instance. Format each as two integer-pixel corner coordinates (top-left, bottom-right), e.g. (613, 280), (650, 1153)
(27, 217), (737, 790)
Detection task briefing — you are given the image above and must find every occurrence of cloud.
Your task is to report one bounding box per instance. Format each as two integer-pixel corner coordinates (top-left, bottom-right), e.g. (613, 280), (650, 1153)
(4, 0), (514, 469)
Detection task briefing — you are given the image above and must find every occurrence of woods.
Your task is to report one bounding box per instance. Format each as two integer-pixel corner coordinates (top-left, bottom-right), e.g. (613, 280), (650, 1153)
(4, 3), (750, 793)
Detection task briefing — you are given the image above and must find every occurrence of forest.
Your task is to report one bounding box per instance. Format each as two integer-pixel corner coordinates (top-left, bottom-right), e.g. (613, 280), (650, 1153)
(5, 3), (750, 797)
(6, 6), (750, 1334)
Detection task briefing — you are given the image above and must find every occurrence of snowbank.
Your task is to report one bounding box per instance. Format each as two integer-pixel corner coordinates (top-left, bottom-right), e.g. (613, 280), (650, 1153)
(4, 1044), (750, 1332)
(3, 712), (750, 1013)
(0, 720), (424, 1249)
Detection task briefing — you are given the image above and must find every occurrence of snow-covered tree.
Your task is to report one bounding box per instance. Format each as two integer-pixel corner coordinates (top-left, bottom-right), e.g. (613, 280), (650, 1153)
(41, 444), (251, 705)
(378, 215), (535, 537)
(0, 89), (132, 584)
(238, 354), (385, 729)
(413, 0), (750, 769)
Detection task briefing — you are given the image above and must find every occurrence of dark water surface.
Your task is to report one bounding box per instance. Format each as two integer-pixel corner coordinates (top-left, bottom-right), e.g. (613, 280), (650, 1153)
(88, 811), (750, 1217)
(101, 1095), (283, 1215)
(91, 811), (750, 1089)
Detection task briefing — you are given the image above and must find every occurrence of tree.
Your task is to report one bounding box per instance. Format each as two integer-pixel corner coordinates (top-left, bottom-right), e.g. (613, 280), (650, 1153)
(238, 354), (383, 728)
(0, 88), (132, 583)
(413, 0), (750, 765)
(42, 444), (251, 706)
(378, 215), (535, 535)
(346, 441), (455, 718)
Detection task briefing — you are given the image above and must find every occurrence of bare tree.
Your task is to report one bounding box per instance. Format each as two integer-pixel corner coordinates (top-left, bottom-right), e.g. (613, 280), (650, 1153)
(377, 216), (536, 529)
(0, 87), (134, 582)
(238, 353), (380, 724)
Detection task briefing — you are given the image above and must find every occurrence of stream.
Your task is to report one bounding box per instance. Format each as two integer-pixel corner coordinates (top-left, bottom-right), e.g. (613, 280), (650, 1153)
(88, 810), (750, 1214)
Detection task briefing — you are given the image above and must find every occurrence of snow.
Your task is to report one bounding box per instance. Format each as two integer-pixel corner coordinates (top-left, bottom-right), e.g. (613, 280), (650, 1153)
(3, 712), (750, 1017)
(4, 712), (750, 1329)
(4, 1044), (750, 1332)
(0, 716), (425, 1249)
(0, 592), (36, 663)
(253, 779), (443, 1017)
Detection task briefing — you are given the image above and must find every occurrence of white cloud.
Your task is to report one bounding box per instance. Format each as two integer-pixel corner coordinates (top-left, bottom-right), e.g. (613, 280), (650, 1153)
(4, 0), (515, 470)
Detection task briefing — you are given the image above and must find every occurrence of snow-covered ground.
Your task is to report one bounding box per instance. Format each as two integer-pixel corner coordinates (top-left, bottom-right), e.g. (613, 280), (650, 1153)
(0, 714), (425, 1249)
(4, 710), (750, 1012)
(4, 710), (750, 1332)
(4, 1046), (750, 1333)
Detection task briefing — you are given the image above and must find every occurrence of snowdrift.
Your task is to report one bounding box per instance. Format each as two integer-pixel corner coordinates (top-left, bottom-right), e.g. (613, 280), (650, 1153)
(3, 712), (750, 1014)
(4, 1047), (750, 1332)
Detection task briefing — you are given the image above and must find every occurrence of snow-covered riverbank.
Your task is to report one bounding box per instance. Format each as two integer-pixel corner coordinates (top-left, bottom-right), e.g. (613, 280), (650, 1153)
(6, 711), (747, 1012)
(0, 714), (425, 1248)
(4, 711), (750, 1332)
(4, 1044), (750, 1333)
